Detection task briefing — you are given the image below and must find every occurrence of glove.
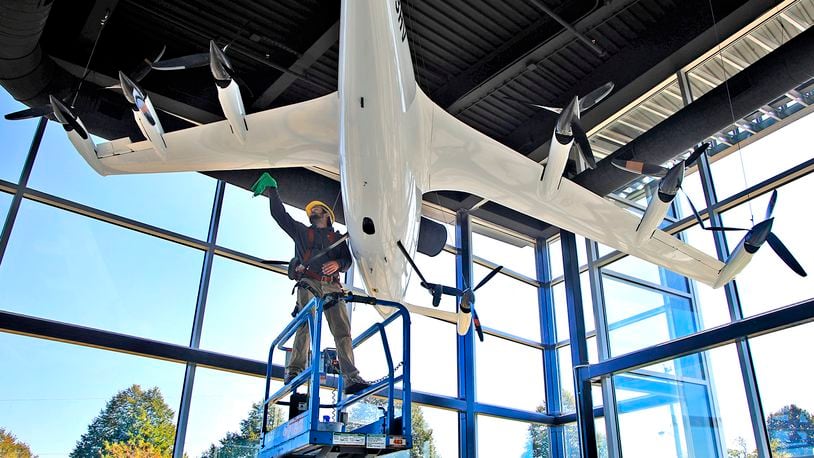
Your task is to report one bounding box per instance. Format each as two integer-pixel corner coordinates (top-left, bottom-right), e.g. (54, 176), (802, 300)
(251, 172), (277, 196)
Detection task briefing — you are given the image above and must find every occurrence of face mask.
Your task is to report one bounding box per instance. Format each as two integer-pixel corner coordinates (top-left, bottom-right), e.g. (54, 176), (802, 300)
(309, 214), (322, 224)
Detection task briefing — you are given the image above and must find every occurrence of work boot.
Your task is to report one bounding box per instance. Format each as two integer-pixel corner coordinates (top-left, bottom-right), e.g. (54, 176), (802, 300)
(343, 375), (371, 395)
(284, 368), (301, 385)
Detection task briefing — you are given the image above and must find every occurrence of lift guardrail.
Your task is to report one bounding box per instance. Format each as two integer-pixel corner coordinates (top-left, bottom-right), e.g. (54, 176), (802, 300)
(259, 293), (412, 457)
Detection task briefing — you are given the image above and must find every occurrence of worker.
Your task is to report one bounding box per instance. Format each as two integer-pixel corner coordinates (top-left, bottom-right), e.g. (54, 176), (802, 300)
(251, 172), (370, 395)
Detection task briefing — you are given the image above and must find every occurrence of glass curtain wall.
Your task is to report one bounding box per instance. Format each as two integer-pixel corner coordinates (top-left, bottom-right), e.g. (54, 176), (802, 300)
(0, 97), (551, 457)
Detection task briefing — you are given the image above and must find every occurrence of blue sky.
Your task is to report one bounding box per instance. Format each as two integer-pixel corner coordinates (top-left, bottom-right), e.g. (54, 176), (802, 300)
(1, 82), (814, 458)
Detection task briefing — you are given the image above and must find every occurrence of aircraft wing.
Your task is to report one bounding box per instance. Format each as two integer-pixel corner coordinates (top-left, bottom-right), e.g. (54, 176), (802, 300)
(425, 104), (725, 287)
(84, 93), (339, 175)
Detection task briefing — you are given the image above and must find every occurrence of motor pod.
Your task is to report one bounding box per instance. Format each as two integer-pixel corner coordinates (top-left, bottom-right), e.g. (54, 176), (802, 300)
(209, 41), (248, 143)
(714, 218), (774, 288)
(540, 96), (579, 198)
(636, 161), (684, 243)
(119, 71), (168, 157)
(50, 95), (97, 162)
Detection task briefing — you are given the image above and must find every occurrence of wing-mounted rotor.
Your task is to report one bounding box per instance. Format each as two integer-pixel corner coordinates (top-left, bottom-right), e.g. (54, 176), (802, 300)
(152, 40), (251, 144)
(396, 241), (502, 341)
(697, 190), (807, 287)
(507, 82), (614, 197)
(4, 46), (166, 123)
(49, 95), (100, 168)
(119, 71), (168, 157)
(611, 142), (710, 242)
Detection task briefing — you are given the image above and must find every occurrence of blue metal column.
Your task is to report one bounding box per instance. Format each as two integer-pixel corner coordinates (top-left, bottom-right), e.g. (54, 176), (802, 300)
(0, 117), (47, 265)
(456, 210), (477, 458)
(172, 179), (225, 458)
(561, 230), (597, 458)
(536, 237), (565, 457)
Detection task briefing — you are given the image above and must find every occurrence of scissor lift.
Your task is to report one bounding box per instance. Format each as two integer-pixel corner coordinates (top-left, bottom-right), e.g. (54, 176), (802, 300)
(259, 294), (412, 458)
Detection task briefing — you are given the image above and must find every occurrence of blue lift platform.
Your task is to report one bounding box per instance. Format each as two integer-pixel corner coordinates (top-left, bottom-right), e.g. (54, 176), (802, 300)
(259, 294), (412, 457)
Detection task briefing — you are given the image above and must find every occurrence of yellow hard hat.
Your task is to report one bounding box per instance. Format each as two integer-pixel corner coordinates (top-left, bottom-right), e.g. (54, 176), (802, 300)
(305, 200), (335, 223)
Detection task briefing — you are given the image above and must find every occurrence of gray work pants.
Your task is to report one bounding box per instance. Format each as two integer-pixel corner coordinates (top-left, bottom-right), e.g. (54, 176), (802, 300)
(288, 278), (359, 381)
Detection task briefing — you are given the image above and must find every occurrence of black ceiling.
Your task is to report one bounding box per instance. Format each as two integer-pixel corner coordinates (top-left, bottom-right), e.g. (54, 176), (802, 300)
(0, 0), (789, 240)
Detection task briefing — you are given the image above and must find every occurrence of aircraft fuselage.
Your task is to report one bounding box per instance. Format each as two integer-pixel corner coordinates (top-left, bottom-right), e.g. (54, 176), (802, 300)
(338, 0), (431, 302)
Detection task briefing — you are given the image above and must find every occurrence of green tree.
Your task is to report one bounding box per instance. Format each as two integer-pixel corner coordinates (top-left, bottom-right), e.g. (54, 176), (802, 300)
(70, 384), (176, 458)
(348, 398), (439, 457)
(767, 404), (814, 456)
(525, 392), (607, 457)
(0, 428), (37, 458)
(726, 436), (758, 458)
(202, 402), (285, 458)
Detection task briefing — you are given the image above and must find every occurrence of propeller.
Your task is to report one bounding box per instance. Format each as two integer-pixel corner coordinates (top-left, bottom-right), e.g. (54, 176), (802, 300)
(49, 96), (89, 139)
(151, 40), (255, 99)
(4, 46), (167, 122)
(696, 190), (805, 278)
(397, 240), (502, 341)
(504, 82), (613, 171)
(611, 142), (711, 178)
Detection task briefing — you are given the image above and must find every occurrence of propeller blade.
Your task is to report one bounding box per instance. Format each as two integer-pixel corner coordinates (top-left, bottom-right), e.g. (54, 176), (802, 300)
(151, 52), (210, 70)
(765, 190), (778, 220)
(579, 82), (614, 113)
(767, 232), (807, 277)
(679, 189), (743, 231)
(685, 142), (711, 167)
(611, 158), (668, 177)
(501, 97), (561, 115)
(471, 307), (485, 342)
(50, 96), (88, 140)
(705, 225), (749, 232)
(474, 265), (504, 291)
(131, 45), (167, 82)
(397, 240), (431, 287)
(571, 118), (597, 169)
(681, 188), (707, 229)
(5, 104), (53, 120)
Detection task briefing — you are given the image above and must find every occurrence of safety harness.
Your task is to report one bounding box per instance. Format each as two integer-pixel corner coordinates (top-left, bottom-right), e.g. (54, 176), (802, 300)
(288, 229), (348, 284)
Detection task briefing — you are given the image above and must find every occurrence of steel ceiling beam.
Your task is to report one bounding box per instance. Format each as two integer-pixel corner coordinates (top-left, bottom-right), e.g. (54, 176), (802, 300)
(504, 0), (764, 160)
(574, 24), (814, 197)
(433, 0), (611, 115)
(252, 2), (340, 109)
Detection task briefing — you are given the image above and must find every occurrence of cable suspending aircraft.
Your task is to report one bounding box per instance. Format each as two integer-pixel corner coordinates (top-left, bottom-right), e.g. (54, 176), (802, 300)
(28, 0), (806, 339)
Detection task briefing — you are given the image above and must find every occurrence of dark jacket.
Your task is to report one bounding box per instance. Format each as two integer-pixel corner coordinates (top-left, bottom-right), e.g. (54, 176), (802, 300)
(268, 189), (352, 273)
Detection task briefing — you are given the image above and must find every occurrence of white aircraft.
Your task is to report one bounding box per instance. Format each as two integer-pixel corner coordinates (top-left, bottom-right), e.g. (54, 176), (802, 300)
(42, 0), (805, 339)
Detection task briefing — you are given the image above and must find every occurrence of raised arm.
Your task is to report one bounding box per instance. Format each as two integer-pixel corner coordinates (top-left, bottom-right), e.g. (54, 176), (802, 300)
(252, 173), (305, 240)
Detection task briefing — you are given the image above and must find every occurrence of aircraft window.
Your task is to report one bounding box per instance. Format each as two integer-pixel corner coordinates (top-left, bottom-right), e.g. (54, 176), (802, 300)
(0, 198), (201, 344)
(26, 124), (215, 240)
(471, 230), (535, 278)
(477, 414), (538, 457)
(199, 255), (295, 362)
(719, 173), (814, 317)
(476, 337), (545, 412)
(183, 367), (270, 457)
(0, 333), (185, 458)
(0, 89), (39, 184)
(217, 183), (296, 259)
